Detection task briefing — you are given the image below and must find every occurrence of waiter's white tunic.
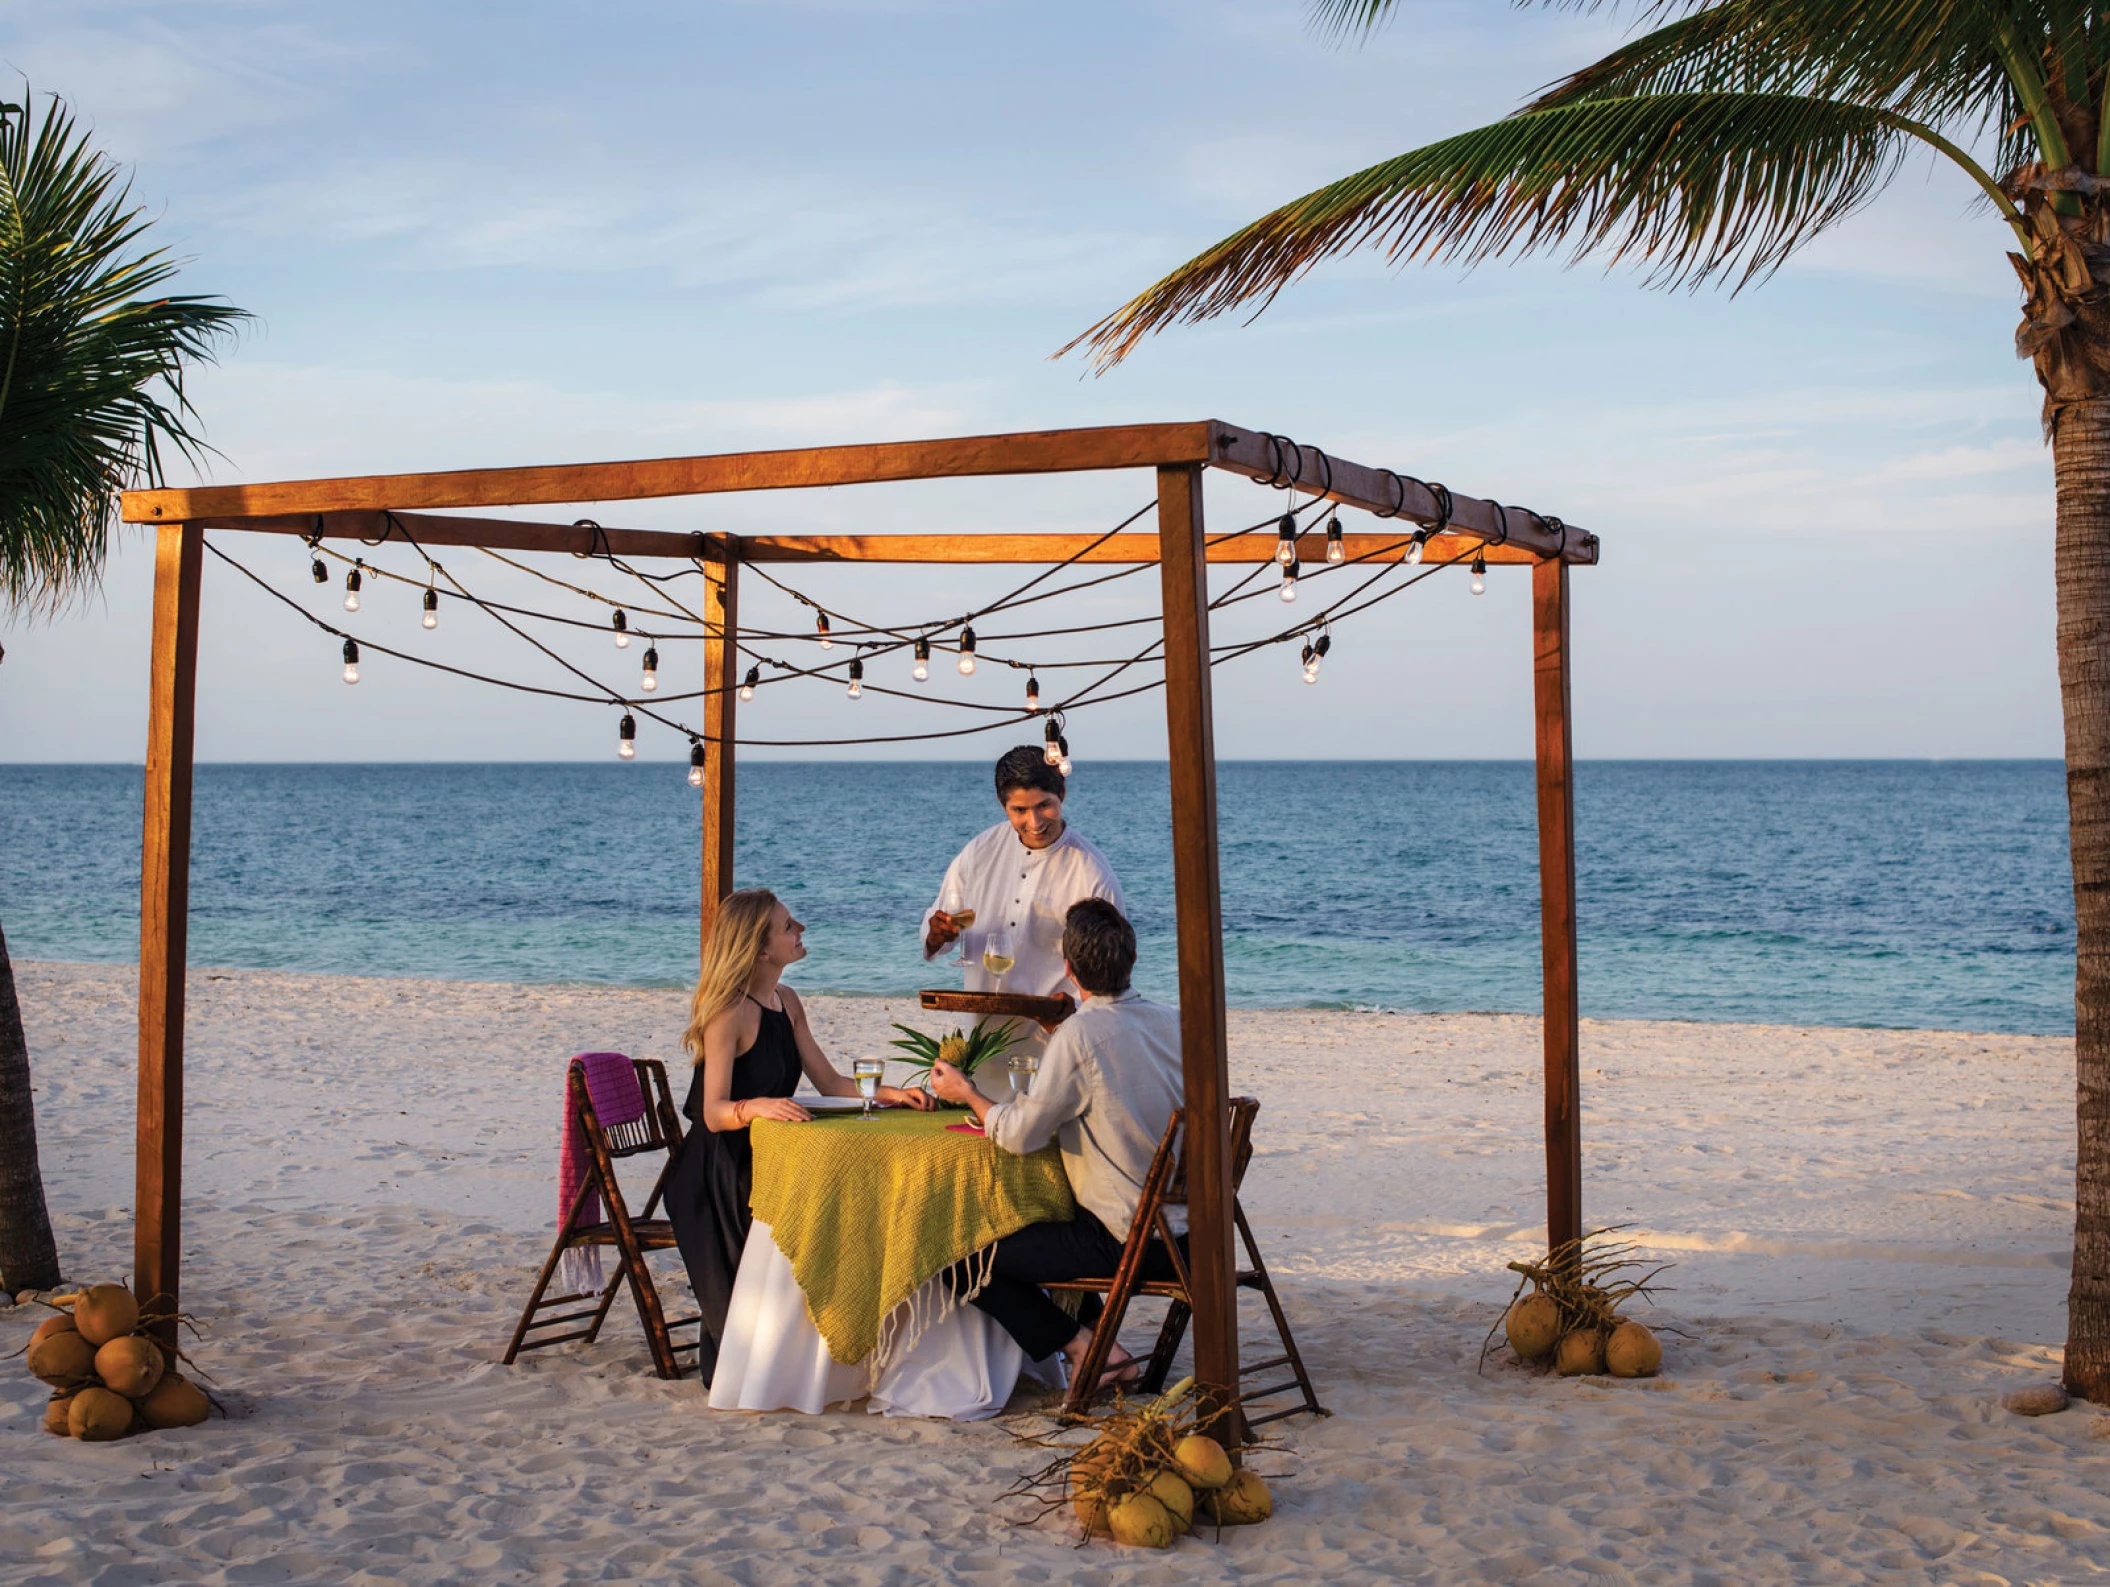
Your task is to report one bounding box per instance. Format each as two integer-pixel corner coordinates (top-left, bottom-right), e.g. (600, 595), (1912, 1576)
(921, 823), (1126, 998)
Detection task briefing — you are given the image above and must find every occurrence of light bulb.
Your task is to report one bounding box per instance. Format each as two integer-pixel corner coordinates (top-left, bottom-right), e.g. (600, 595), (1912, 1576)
(343, 566), (362, 613)
(1470, 555), (1487, 596)
(1301, 641), (1318, 684)
(957, 626), (977, 676)
(913, 637), (930, 682)
(1057, 754), (1073, 777)
(816, 612), (833, 650)
(739, 665), (758, 702)
(847, 656), (864, 699)
(1044, 721), (1062, 766)
(341, 638), (360, 685)
(688, 741), (706, 788)
(1275, 513), (1297, 566)
(618, 712), (637, 759)
(1407, 530), (1428, 566)
(613, 610), (631, 649)
(422, 588), (439, 629)
(1325, 515), (1345, 564)
(1025, 674), (1039, 710)
(310, 557), (328, 585)
(1279, 558), (1300, 603)
(641, 646), (659, 692)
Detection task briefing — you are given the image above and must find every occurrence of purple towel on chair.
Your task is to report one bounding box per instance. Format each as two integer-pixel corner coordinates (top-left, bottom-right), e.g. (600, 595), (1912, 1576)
(557, 1053), (646, 1292)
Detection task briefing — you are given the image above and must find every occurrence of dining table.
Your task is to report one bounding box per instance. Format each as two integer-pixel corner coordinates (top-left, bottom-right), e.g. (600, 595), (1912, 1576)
(706, 1099), (1076, 1419)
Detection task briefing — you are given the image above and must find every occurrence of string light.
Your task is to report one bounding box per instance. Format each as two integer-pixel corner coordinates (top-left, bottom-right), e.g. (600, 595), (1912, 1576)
(618, 712), (637, 759)
(1325, 514), (1345, 564)
(957, 626), (977, 676)
(912, 637), (931, 682)
(341, 638), (361, 684)
(739, 665), (759, 702)
(640, 645), (659, 692)
(1275, 512), (1297, 566)
(846, 655), (864, 699)
(343, 563), (363, 613)
(816, 612), (833, 650)
(1044, 716), (1063, 766)
(1470, 554), (1487, 596)
(310, 555), (328, 585)
(1303, 631), (1332, 685)
(1279, 556), (1300, 603)
(688, 739), (707, 788)
(612, 609), (631, 649)
(1056, 736), (1073, 777)
(1406, 529), (1429, 566)
(422, 587), (439, 630)
(1025, 672), (1040, 710)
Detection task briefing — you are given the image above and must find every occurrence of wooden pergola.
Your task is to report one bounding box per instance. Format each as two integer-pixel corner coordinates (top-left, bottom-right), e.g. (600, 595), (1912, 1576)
(118, 419), (1599, 1431)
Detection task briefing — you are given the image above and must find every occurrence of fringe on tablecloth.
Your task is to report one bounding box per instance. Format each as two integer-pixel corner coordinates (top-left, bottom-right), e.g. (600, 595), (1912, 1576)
(865, 1241), (998, 1388)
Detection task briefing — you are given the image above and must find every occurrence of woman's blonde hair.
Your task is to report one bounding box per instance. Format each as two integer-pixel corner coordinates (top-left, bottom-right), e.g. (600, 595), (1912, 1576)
(682, 889), (782, 1066)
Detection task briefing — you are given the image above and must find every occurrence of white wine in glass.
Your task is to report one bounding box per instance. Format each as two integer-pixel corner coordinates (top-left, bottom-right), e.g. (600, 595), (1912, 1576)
(1007, 1052), (1040, 1100)
(981, 925), (1015, 985)
(853, 1058), (885, 1122)
(943, 883), (976, 968)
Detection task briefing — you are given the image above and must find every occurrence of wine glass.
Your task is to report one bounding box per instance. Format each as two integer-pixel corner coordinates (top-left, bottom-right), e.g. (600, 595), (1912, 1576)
(1007, 1052), (1040, 1100)
(942, 881), (977, 969)
(981, 925), (1015, 991)
(853, 1058), (885, 1122)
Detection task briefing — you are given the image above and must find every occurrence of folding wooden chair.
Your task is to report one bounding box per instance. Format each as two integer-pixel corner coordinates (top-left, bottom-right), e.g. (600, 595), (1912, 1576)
(503, 1057), (701, 1380)
(1047, 1096), (1326, 1428)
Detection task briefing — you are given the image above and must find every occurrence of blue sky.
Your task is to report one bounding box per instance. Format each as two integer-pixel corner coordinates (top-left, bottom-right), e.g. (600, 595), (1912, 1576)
(0, 0), (2060, 762)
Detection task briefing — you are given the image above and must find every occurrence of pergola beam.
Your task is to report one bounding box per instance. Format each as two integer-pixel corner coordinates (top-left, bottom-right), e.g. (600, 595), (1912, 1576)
(171, 513), (1573, 568)
(120, 421), (1597, 565)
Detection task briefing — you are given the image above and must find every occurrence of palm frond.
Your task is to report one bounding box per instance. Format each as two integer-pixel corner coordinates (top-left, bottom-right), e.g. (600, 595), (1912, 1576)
(1065, 90), (1919, 371)
(0, 90), (248, 615)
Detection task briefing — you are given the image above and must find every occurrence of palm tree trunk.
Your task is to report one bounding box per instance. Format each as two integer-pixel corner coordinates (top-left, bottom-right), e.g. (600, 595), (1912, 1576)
(0, 915), (60, 1294)
(2057, 394), (2110, 1402)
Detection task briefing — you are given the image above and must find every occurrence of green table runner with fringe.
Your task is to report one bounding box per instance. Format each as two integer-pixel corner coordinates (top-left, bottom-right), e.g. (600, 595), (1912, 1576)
(749, 1109), (1074, 1366)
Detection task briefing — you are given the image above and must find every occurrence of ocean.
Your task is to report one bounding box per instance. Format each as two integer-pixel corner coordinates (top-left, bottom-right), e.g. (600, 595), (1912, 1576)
(0, 761), (2075, 1035)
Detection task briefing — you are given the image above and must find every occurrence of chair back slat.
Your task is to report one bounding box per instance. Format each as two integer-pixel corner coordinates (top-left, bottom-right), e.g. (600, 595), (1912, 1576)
(1161, 1096), (1259, 1207)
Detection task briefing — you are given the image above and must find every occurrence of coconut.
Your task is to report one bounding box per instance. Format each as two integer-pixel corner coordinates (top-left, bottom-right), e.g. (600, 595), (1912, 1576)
(42, 1393), (78, 1437)
(1605, 1320), (1662, 1378)
(30, 1312), (78, 1348)
(73, 1284), (140, 1348)
(27, 1328), (97, 1386)
(68, 1386), (134, 1442)
(1555, 1327), (1606, 1376)
(1068, 1438), (1116, 1534)
(1107, 1491), (1176, 1549)
(1171, 1433), (1233, 1491)
(1200, 1468), (1273, 1525)
(1145, 1468), (1194, 1533)
(1505, 1293), (1562, 1360)
(95, 1335), (166, 1399)
(139, 1375), (211, 1430)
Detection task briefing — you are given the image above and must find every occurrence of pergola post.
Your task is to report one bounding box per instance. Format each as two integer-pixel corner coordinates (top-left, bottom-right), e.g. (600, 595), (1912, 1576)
(700, 539), (740, 949)
(137, 521), (204, 1343)
(1155, 464), (1242, 1446)
(1533, 556), (1582, 1257)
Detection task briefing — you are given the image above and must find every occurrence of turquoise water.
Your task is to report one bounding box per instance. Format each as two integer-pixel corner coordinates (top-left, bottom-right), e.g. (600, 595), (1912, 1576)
(0, 761), (2075, 1034)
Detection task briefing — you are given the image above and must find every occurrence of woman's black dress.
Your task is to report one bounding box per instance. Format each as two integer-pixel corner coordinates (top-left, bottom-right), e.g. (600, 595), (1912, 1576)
(665, 999), (803, 1385)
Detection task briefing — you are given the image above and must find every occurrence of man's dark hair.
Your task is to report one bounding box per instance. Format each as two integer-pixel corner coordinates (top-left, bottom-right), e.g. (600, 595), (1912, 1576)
(1063, 898), (1135, 996)
(994, 744), (1065, 803)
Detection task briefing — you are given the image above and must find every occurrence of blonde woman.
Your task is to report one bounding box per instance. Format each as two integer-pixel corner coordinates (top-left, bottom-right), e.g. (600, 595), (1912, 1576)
(665, 888), (930, 1382)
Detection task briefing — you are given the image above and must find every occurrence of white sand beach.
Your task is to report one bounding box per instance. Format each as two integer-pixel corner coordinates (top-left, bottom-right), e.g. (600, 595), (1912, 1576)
(3, 960), (2103, 1584)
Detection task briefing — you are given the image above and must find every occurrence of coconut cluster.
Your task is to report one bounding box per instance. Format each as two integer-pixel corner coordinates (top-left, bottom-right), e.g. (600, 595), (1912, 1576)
(1022, 1377), (1274, 1549)
(1494, 1230), (1668, 1380)
(25, 1283), (212, 1441)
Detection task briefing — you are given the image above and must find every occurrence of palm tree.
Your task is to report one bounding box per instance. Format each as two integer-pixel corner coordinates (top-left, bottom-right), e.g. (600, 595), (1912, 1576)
(1068, 0), (2110, 1401)
(0, 90), (246, 1294)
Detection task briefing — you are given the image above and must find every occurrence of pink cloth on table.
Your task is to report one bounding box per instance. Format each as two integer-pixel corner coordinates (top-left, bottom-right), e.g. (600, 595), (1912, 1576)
(556, 1053), (647, 1292)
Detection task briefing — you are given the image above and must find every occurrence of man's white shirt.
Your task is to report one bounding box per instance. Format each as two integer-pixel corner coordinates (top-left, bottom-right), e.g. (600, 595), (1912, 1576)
(920, 822), (1126, 998)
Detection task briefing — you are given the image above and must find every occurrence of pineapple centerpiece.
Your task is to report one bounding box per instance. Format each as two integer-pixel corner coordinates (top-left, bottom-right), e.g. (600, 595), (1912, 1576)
(889, 1018), (1025, 1099)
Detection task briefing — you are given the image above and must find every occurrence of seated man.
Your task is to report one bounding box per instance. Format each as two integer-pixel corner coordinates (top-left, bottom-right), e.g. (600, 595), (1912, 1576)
(929, 897), (1183, 1386)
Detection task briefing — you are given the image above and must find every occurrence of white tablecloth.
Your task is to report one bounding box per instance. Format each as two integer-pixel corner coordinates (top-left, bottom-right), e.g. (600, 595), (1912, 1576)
(707, 1219), (1061, 1419)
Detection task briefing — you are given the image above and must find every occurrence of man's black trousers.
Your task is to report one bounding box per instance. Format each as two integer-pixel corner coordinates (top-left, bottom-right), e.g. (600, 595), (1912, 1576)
(945, 1208), (1185, 1363)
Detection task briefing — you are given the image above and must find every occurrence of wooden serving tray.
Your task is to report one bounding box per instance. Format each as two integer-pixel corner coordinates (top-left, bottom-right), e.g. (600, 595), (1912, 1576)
(918, 989), (1076, 1026)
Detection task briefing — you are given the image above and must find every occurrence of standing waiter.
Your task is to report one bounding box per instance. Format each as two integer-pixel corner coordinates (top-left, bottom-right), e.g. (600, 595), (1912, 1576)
(922, 746), (1126, 1052)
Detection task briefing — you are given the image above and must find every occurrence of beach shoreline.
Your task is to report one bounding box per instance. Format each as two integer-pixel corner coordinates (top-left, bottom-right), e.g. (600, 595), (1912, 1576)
(4, 959), (2100, 1582)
